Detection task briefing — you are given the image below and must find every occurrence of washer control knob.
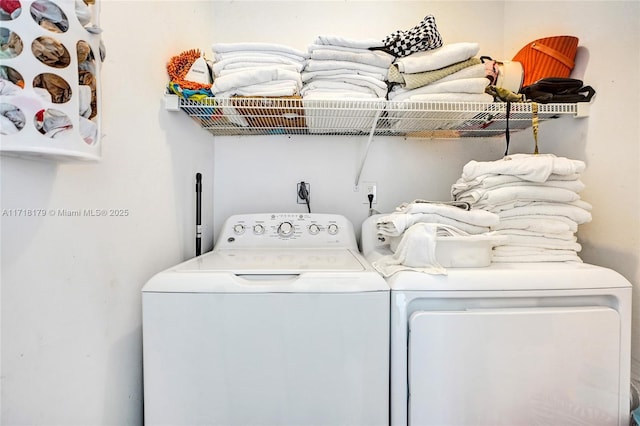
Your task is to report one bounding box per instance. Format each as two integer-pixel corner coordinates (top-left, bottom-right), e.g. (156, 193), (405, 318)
(233, 224), (245, 235)
(253, 224), (265, 235)
(308, 224), (320, 235)
(278, 221), (294, 237)
(327, 223), (339, 235)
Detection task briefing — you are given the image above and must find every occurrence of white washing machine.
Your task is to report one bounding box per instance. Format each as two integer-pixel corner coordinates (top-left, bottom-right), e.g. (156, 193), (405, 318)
(361, 215), (632, 426)
(142, 213), (389, 426)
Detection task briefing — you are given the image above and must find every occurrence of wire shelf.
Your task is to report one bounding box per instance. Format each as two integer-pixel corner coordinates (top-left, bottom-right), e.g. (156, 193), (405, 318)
(169, 95), (586, 138)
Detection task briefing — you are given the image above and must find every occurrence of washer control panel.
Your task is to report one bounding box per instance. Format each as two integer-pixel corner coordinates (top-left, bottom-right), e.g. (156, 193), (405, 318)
(216, 213), (357, 249)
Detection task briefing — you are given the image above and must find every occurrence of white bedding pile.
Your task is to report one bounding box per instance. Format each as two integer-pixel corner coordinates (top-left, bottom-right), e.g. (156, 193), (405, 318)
(301, 35), (393, 100)
(372, 200), (499, 276)
(452, 154), (591, 263)
(210, 42), (309, 98)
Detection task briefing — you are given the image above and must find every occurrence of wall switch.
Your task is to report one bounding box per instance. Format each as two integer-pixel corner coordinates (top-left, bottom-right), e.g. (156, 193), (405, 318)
(355, 181), (377, 204)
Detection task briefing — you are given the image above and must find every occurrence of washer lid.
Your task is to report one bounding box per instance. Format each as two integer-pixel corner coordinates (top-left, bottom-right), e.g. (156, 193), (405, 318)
(178, 248), (366, 274)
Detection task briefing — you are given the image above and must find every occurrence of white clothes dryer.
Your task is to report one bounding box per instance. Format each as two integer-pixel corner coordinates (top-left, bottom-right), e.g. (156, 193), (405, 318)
(362, 215), (632, 426)
(142, 213), (389, 426)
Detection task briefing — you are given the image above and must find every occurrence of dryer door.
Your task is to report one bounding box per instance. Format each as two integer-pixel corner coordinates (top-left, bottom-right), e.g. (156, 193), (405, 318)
(408, 307), (621, 426)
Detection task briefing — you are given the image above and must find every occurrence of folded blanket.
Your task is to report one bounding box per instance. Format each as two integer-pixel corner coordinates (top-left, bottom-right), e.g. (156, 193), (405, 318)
(212, 67), (302, 95)
(313, 35), (385, 50)
(388, 77), (489, 102)
(372, 223), (446, 277)
(212, 42), (309, 60)
(394, 42), (480, 74)
(461, 154), (586, 183)
(309, 48), (394, 69)
(387, 201), (499, 225)
(388, 57), (482, 89)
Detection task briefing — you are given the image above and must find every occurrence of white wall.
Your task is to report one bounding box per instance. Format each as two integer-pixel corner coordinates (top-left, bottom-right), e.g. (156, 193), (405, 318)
(1, 1), (638, 425)
(1, 1), (215, 424)
(503, 0), (640, 387)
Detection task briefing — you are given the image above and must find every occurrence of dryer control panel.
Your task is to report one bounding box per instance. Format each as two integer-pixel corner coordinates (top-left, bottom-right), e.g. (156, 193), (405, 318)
(216, 213), (358, 249)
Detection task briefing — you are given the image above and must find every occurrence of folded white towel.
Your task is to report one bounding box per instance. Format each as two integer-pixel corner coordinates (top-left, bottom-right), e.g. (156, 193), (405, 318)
(461, 154), (586, 183)
(492, 250), (582, 263)
(213, 56), (306, 75)
(388, 77), (489, 102)
(386, 224), (471, 253)
(372, 223), (446, 277)
(314, 35), (385, 50)
(491, 229), (577, 241)
(495, 235), (581, 251)
(457, 185), (580, 206)
(305, 59), (389, 76)
(377, 212), (494, 237)
(301, 75), (388, 98)
(310, 48), (394, 69)
(393, 201), (498, 224)
(212, 67), (302, 95)
(216, 80), (301, 98)
(217, 64), (303, 77)
(395, 42), (480, 74)
(302, 68), (388, 82)
(452, 175), (585, 199)
(301, 81), (385, 98)
(391, 93), (494, 103)
(212, 42), (309, 60)
(302, 91), (381, 100)
(493, 216), (578, 233)
(497, 203), (592, 224)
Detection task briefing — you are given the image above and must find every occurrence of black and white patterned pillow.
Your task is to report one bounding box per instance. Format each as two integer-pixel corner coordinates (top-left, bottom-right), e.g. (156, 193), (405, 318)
(382, 15), (443, 58)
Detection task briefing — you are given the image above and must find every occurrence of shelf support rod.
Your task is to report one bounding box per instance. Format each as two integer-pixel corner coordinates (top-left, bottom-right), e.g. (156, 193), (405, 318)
(354, 106), (384, 187)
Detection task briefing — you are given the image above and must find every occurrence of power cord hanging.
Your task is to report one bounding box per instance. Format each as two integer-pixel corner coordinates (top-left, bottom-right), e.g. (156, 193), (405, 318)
(367, 193), (380, 216)
(298, 181), (311, 213)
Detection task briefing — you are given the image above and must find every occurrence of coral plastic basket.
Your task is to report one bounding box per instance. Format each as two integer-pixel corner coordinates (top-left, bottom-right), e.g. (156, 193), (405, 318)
(513, 36), (579, 87)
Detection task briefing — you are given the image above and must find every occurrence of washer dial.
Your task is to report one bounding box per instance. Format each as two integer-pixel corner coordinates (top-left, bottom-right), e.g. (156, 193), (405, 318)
(278, 221), (294, 237)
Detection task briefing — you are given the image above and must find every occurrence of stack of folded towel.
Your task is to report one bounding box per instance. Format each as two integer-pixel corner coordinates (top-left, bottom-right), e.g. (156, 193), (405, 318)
(372, 200), (500, 276)
(452, 154), (591, 262)
(387, 42), (492, 103)
(301, 35), (394, 100)
(210, 42), (309, 98)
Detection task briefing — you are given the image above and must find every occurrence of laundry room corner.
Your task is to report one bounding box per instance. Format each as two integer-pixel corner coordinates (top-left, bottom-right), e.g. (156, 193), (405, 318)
(1, 1), (639, 425)
(1, 1), (214, 425)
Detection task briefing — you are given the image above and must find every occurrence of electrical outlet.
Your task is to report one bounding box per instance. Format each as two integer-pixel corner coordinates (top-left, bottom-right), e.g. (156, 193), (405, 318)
(355, 181), (377, 204)
(297, 182), (310, 204)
